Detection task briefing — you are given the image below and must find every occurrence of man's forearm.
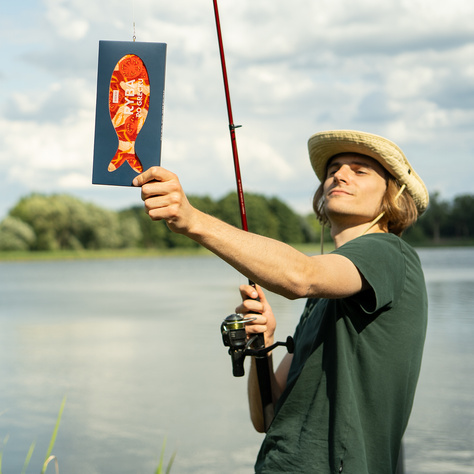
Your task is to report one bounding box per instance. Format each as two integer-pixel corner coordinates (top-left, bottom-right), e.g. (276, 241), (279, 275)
(184, 210), (311, 299)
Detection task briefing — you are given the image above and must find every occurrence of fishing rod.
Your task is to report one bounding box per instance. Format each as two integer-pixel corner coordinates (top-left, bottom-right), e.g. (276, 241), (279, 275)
(212, 0), (247, 231)
(212, 0), (293, 433)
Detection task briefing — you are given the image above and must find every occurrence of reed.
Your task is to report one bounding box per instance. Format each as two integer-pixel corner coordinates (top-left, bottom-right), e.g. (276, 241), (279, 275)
(20, 441), (36, 474)
(155, 437), (177, 474)
(40, 395), (67, 474)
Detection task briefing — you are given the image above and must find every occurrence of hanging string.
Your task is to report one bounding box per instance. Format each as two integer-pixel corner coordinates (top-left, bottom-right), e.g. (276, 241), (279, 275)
(361, 183), (407, 235)
(320, 222), (325, 255)
(132, 0), (136, 41)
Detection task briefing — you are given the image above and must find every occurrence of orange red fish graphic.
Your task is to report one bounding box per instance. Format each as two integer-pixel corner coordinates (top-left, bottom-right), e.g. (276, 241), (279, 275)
(108, 54), (150, 174)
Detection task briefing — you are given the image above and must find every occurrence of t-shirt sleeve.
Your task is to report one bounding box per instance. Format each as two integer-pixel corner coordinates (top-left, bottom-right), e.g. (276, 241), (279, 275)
(332, 234), (406, 314)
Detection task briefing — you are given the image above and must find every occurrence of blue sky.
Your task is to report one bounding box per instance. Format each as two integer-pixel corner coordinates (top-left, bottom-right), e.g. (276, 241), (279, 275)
(1, 0), (474, 219)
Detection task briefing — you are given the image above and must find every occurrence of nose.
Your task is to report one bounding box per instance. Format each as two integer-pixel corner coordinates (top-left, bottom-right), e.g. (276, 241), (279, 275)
(333, 164), (351, 183)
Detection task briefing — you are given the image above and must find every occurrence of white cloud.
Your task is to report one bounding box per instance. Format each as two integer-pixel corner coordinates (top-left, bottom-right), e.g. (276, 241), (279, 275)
(0, 111), (94, 186)
(44, 0), (90, 40)
(58, 172), (92, 189)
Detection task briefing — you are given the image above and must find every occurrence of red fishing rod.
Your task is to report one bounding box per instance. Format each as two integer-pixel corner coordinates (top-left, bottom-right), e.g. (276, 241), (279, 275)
(212, 0), (248, 231)
(212, 0), (280, 433)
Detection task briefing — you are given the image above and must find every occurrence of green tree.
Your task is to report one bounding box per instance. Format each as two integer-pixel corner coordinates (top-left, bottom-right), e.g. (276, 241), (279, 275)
(268, 197), (306, 244)
(215, 192), (277, 237)
(0, 216), (36, 251)
(402, 222), (428, 245)
(74, 202), (124, 249)
(449, 194), (474, 239)
(188, 195), (218, 217)
(244, 193), (280, 239)
(214, 192), (243, 229)
(411, 192), (449, 243)
(119, 206), (169, 249)
(9, 194), (129, 250)
(214, 192), (308, 243)
(304, 213), (322, 244)
(118, 214), (142, 248)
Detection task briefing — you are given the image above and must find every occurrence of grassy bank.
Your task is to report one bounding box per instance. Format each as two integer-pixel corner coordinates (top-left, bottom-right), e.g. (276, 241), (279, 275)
(0, 243), (328, 262)
(0, 247), (212, 262)
(4, 240), (468, 263)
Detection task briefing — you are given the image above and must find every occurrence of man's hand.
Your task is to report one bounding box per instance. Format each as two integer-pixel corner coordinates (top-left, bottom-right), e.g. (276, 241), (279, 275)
(133, 166), (196, 234)
(235, 284), (276, 348)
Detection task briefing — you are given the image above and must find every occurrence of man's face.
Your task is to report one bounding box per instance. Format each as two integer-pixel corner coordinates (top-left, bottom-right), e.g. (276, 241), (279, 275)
(322, 153), (388, 226)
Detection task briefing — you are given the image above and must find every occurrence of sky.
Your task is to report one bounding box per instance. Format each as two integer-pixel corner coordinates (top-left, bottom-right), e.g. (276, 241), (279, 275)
(1, 0), (474, 220)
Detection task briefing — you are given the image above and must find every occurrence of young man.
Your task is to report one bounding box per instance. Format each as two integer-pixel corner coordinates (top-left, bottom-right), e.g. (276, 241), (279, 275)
(133, 130), (429, 473)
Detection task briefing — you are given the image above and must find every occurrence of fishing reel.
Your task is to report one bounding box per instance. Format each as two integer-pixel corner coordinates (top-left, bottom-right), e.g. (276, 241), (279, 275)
(221, 313), (294, 377)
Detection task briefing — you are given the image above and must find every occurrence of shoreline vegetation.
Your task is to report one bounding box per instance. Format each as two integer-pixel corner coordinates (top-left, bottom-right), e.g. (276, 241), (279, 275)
(1, 191), (473, 262)
(2, 240), (474, 263)
(0, 244), (325, 262)
(0, 246), (215, 262)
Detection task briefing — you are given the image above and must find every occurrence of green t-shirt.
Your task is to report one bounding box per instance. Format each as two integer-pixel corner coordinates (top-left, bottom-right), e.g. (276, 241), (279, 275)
(255, 233), (427, 474)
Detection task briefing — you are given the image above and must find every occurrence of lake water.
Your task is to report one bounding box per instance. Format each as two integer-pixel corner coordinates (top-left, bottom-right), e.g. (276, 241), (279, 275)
(0, 247), (473, 473)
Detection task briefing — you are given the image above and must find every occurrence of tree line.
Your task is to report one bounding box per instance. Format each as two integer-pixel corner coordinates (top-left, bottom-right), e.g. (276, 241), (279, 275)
(0, 191), (472, 252)
(0, 192), (316, 251)
(402, 192), (474, 245)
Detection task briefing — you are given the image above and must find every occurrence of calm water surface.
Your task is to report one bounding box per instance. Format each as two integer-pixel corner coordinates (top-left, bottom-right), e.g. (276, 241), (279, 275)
(0, 247), (473, 473)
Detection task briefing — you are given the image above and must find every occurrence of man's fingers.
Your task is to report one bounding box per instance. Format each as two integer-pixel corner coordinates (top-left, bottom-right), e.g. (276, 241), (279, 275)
(133, 166), (161, 187)
(143, 196), (168, 220)
(245, 323), (268, 334)
(235, 297), (263, 315)
(242, 313), (267, 335)
(239, 284), (259, 301)
(133, 166), (177, 187)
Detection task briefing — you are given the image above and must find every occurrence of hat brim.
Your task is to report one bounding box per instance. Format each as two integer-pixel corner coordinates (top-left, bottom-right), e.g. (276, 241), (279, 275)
(308, 130), (429, 215)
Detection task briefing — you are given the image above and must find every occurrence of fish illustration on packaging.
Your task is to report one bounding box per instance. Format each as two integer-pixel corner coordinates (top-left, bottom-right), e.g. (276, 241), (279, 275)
(108, 54), (150, 173)
(92, 40), (166, 187)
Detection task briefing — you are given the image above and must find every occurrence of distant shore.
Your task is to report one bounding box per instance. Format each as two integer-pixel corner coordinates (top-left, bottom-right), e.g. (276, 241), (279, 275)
(0, 246), (215, 262)
(0, 244), (325, 262)
(2, 241), (472, 263)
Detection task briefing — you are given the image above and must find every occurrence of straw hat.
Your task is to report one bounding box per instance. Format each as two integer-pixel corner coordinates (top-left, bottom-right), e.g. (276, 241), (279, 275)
(308, 130), (429, 214)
